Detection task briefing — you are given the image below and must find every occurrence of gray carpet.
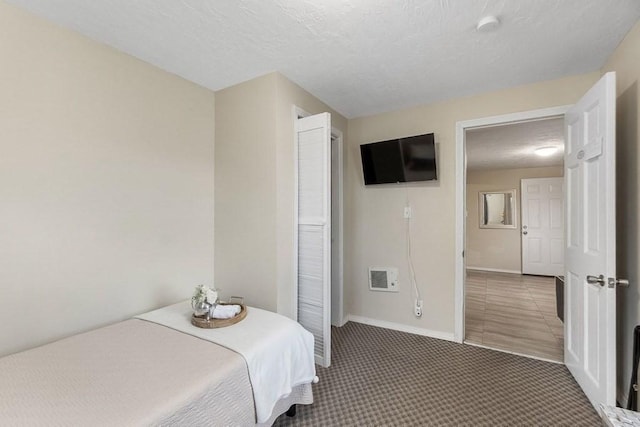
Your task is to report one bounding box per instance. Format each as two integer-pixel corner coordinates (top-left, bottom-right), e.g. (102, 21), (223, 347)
(274, 322), (600, 426)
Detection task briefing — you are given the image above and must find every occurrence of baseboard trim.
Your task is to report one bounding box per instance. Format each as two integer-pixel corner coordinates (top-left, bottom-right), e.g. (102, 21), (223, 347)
(346, 315), (455, 342)
(332, 317), (349, 328)
(466, 266), (522, 275)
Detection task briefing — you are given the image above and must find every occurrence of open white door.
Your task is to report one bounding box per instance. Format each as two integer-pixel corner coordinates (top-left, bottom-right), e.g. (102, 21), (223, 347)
(521, 177), (564, 276)
(564, 72), (620, 408)
(295, 112), (331, 367)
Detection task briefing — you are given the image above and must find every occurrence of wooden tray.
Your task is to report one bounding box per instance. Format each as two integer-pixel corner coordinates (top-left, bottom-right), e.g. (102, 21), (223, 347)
(191, 302), (247, 329)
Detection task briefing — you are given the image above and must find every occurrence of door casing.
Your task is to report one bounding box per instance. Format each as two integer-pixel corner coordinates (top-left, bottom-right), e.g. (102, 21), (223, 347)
(454, 105), (571, 343)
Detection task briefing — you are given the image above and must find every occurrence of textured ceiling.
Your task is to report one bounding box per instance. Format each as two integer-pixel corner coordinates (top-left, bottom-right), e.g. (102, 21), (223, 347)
(7, 0), (640, 118)
(466, 118), (564, 171)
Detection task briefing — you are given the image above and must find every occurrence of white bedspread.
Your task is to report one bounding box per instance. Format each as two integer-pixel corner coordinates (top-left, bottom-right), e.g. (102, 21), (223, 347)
(136, 301), (316, 423)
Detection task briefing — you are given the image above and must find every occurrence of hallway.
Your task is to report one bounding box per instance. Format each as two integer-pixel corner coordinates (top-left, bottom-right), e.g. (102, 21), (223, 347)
(465, 270), (564, 362)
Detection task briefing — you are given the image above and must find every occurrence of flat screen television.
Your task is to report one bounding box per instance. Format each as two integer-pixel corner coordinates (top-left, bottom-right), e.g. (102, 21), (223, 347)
(360, 133), (437, 185)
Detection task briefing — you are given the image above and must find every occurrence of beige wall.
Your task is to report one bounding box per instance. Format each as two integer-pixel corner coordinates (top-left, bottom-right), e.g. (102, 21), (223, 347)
(346, 73), (599, 335)
(466, 167), (563, 273)
(214, 74), (278, 310)
(214, 72), (347, 318)
(601, 20), (640, 404)
(0, 3), (216, 356)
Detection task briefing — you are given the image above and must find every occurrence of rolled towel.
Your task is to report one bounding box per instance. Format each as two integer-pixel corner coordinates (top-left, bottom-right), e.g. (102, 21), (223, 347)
(212, 304), (241, 319)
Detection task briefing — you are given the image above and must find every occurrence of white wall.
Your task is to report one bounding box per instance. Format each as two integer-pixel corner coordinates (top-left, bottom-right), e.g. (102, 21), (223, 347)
(466, 166), (563, 273)
(346, 72), (599, 336)
(0, 3), (216, 357)
(601, 19), (640, 405)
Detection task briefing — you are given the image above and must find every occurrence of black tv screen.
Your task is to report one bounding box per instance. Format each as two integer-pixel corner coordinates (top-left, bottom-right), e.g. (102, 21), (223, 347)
(360, 133), (437, 185)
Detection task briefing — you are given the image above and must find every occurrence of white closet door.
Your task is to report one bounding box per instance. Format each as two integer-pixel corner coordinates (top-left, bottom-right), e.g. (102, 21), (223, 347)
(296, 112), (331, 367)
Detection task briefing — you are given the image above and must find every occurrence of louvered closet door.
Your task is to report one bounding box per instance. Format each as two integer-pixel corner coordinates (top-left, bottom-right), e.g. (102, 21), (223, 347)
(296, 112), (331, 367)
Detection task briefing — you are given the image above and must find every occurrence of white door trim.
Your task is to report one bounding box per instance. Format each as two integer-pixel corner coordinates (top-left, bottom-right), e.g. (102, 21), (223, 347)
(454, 105), (572, 343)
(331, 128), (345, 327)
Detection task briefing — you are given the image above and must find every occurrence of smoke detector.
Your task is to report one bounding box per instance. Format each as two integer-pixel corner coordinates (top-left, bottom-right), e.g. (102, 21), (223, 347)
(477, 15), (500, 32)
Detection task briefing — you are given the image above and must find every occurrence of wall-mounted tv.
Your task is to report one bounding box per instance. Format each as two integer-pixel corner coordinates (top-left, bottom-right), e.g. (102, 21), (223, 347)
(360, 133), (437, 185)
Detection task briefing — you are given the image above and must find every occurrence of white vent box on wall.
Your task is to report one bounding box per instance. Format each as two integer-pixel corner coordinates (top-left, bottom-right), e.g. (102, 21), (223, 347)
(368, 267), (399, 292)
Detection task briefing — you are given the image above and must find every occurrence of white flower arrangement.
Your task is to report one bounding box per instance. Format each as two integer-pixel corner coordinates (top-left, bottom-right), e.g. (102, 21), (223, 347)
(192, 284), (218, 307)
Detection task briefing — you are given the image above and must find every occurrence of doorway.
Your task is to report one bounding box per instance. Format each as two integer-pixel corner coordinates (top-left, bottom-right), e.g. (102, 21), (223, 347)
(454, 107), (569, 362)
(455, 73), (620, 409)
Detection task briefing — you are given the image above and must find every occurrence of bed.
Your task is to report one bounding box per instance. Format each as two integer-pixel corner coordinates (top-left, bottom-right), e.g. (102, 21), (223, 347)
(0, 301), (316, 426)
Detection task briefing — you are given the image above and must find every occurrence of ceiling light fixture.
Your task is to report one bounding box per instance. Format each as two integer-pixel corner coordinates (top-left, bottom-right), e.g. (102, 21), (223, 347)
(535, 146), (559, 157)
(476, 15), (500, 32)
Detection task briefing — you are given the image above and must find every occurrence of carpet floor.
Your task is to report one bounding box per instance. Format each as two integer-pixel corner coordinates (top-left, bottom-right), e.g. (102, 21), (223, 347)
(274, 322), (600, 426)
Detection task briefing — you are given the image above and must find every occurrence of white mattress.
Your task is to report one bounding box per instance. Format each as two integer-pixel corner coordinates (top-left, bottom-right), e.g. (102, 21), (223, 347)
(136, 301), (317, 423)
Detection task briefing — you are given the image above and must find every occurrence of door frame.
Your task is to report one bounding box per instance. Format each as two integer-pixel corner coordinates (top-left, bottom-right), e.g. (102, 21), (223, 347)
(330, 129), (345, 327)
(292, 106), (345, 327)
(454, 105), (571, 343)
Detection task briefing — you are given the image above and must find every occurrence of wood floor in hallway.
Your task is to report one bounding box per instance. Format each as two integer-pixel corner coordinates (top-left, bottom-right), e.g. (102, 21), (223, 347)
(464, 270), (564, 362)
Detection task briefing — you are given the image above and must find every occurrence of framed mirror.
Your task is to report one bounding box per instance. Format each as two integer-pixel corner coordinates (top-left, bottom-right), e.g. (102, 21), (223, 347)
(479, 190), (517, 229)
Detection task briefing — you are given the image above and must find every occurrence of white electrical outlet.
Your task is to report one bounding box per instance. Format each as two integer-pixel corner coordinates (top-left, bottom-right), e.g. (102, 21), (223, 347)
(414, 299), (423, 317)
(404, 206), (412, 219)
